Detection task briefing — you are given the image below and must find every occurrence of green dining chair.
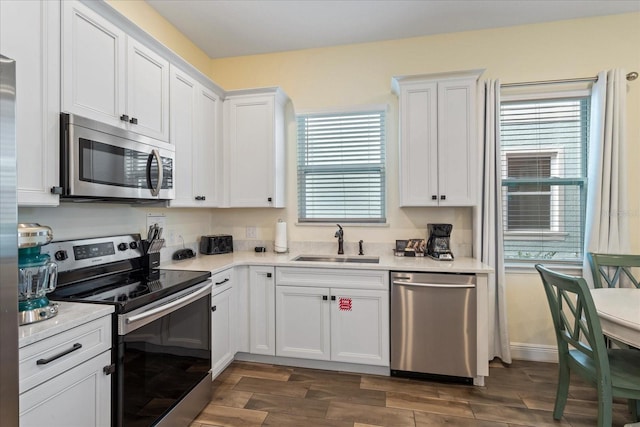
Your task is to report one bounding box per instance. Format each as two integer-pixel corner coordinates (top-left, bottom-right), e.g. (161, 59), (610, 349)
(587, 253), (640, 289)
(535, 264), (640, 427)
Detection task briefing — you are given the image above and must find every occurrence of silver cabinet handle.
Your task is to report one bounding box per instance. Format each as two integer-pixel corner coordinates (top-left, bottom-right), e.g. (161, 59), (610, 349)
(393, 280), (475, 289)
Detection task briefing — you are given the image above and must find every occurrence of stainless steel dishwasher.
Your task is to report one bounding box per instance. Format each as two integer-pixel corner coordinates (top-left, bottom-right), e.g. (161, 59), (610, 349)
(390, 271), (476, 383)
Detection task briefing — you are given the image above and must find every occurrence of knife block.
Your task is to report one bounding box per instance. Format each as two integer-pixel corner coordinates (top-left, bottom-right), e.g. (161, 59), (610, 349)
(142, 239), (164, 271)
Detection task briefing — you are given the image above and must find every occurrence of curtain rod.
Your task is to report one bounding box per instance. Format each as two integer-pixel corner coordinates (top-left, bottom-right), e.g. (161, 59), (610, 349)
(502, 71), (638, 88)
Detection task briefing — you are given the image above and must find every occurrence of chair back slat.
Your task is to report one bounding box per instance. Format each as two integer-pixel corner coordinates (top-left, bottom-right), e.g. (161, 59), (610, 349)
(557, 288), (596, 357)
(588, 253), (640, 288)
(535, 264), (610, 375)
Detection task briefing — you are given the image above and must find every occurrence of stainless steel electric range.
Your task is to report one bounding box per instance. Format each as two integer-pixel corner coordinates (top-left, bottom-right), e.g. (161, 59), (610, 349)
(44, 234), (212, 427)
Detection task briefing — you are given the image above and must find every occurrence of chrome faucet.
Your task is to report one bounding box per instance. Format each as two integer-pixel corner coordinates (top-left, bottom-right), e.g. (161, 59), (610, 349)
(334, 224), (344, 255)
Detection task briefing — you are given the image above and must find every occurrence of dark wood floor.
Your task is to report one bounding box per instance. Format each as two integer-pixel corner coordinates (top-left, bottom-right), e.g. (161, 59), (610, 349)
(190, 359), (636, 427)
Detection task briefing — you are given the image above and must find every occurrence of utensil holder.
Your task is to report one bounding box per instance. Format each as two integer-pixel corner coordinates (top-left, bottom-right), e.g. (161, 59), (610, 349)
(142, 239), (164, 270)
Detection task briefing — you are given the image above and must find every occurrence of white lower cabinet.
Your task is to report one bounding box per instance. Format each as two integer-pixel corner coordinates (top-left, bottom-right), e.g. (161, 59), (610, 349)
(211, 268), (235, 378)
(19, 315), (113, 427)
(276, 286), (331, 360)
(330, 288), (389, 365)
(19, 351), (111, 427)
(275, 268), (389, 366)
(249, 266), (276, 355)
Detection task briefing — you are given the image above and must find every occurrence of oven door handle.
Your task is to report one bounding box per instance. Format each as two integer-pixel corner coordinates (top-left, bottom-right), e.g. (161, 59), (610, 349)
(124, 282), (211, 326)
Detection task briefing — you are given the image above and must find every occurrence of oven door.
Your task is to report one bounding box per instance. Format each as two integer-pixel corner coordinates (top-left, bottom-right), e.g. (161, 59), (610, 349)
(61, 113), (175, 200)
(115, 281), (212, 427)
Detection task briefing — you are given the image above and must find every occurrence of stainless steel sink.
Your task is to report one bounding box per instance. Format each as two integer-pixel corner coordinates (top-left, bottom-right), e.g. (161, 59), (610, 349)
(292, 255), (380, 264)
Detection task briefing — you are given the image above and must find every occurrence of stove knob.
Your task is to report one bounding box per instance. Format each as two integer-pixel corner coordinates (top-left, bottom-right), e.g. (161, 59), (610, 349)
(117, 243), (128, 251)
(129, 241), (138, 250)
(54, 250), (68, 261)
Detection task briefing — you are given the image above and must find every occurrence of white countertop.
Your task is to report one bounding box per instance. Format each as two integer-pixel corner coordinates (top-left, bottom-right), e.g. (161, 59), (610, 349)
(18, 302), (114, 348)
(160, 250), (494, 274)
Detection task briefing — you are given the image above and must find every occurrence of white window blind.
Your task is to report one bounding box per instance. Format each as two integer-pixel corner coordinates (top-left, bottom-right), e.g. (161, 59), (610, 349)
(500, 96), (590, 262)
(297, 110), (386, 223)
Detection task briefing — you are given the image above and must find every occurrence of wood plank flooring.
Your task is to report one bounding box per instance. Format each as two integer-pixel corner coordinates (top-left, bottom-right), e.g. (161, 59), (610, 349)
(190, 359), (636, 427)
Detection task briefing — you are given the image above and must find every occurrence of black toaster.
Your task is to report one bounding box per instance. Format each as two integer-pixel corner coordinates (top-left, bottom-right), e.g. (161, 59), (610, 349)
(199, 235), (233, 255)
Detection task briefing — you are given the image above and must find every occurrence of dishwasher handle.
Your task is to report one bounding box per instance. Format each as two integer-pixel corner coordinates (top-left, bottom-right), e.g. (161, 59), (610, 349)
(392, 280), (475, 289)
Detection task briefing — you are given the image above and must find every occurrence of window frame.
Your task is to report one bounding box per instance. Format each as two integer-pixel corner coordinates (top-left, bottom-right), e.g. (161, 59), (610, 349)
(296, 106), (387, 224)
(500, 88), (590, 266)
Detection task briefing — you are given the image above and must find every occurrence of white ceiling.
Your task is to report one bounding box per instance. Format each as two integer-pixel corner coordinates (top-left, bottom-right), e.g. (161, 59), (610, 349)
(145, 0), (640, 59)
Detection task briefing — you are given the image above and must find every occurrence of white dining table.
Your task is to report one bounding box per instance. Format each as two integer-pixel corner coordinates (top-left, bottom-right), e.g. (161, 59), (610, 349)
(591, 288), (640, 348)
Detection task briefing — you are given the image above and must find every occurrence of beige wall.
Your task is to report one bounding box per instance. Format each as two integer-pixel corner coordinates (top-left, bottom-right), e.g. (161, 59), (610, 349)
(106, 0), (211, 75)
(204, 13), (640, 349)
(28, 7), (639, 354)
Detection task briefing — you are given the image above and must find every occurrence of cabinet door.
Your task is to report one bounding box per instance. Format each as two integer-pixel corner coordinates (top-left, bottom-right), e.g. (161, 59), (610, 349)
(212, 288), (235, 378)
(126, 38), (170, 141)
(234, 266), (250, 353)
(19, 351), (111, 427)
(169, 66), (198, 207)
(330, 288), (389, 366)
(398, 82), (439, 207)
(0, 0), (60, 206)
(248, 266), (276, 355)
(194, 86), (222, 206)
(276, 286), (331, 360)
(436, 78), (478, 206)
(61, 0), (126, 128)
(226, 95), (276, 207)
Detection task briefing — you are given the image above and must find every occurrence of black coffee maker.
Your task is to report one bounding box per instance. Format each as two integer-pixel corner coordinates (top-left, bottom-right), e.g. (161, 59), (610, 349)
(426, 223), (454, 260)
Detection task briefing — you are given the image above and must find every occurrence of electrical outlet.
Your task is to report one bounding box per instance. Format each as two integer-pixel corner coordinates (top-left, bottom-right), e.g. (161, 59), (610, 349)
(246, 226), (257, 239)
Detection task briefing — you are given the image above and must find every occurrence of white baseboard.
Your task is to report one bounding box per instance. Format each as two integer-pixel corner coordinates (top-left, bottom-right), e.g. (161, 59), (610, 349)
(234, 352), (390, 376)
(510, 342), (558, 363)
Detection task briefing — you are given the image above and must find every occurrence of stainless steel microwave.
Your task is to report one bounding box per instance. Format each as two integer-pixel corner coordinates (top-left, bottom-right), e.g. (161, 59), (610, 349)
(59, 113), (175, 201)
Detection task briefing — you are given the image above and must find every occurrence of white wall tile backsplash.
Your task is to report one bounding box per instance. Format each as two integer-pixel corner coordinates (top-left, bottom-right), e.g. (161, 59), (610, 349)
(18, 204), (473, 261)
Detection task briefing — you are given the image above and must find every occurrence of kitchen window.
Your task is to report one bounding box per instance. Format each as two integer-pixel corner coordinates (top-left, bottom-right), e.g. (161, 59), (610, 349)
(500, 94), (590, 263)
(297, 108), (386, 223)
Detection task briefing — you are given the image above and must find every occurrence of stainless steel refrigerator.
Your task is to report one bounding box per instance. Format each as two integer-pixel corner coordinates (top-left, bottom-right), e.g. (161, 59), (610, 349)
(0, 54), (19, 426)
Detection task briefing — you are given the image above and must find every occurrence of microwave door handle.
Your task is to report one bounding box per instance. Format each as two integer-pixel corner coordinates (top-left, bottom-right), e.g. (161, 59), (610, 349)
(146, 149), (163, 197)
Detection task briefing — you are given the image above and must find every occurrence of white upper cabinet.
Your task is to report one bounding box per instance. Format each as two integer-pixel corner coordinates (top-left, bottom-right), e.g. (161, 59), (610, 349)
(62, 1), (169, 141)
(393, 70), (482, 207)
(224, 88), (288, 207)
(169, 66), (222, 207)
(169, 67), (197, 207)
(126, 39), (170, 141)
(196, 85), (223, 206)
(1, 0), (60, 206)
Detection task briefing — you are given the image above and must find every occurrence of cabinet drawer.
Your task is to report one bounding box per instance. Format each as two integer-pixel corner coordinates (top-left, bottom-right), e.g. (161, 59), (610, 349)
(19, 315), (112, 394)
(276, 267), (388, 290)
(211, 268), (233, 295)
